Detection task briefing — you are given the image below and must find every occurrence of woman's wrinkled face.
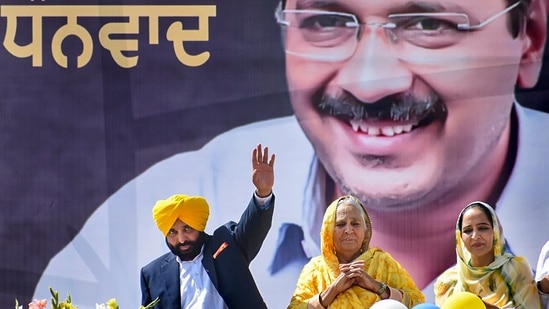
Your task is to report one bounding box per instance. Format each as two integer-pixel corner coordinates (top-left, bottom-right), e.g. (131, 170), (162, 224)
(333, 203), (367, 261)
(460, 207), (495, 266)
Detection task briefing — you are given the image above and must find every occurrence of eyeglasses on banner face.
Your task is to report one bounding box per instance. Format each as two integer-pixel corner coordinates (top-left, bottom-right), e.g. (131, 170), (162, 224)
(274, 1), (522, 62)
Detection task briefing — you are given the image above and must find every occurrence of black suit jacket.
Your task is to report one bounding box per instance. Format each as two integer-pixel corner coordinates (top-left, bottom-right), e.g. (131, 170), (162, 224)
(140, 194), (274, 309)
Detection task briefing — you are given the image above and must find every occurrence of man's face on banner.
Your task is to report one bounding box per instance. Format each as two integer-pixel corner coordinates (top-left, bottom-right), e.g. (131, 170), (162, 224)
(281, 0), (545, 210)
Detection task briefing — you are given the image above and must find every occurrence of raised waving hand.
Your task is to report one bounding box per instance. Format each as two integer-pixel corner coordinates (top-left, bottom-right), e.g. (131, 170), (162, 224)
(252, 144), (275, 197)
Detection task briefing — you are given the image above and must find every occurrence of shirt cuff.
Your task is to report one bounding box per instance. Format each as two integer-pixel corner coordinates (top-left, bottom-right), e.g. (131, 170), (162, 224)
(254, 191), (273, 209)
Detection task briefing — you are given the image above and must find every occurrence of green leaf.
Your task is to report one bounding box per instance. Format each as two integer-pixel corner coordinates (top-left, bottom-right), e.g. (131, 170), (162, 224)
(143, 296), (160, 309)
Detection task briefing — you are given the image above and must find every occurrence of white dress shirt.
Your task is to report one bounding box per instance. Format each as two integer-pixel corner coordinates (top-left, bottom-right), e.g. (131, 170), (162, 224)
(177, 251), (228, 309)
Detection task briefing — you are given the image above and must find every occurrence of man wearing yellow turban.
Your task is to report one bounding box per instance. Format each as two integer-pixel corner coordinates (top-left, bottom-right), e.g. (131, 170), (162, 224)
(140, 144), (276, 309)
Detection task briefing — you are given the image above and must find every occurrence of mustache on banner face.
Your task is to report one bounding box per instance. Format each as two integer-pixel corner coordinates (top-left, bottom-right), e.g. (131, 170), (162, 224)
(314, 90), (447, 124)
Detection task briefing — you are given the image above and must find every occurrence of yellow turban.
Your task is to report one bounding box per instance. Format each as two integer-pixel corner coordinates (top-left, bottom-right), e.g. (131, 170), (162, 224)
(152, 194), (210, 236)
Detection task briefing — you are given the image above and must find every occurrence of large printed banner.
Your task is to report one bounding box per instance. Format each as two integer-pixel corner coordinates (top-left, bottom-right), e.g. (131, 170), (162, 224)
(1, 0), (548, 308)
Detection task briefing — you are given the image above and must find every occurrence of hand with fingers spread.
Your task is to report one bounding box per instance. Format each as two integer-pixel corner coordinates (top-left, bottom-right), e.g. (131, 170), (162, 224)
(252, 144), (276, 197)
(142, 143), (277, 309)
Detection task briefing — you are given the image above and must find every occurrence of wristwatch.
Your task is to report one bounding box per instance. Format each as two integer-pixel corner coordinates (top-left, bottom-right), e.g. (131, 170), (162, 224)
(377, 282), (388, 296)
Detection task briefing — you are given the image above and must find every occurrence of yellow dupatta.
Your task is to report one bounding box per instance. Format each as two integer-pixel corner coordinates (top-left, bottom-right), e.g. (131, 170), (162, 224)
(288, 196), (424, 309)
(434, 201), (541, 309)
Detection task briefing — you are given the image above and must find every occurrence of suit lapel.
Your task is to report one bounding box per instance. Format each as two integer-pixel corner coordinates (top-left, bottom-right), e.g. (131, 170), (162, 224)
(161, 254), (181, 307)
(201, 235), (218, 288)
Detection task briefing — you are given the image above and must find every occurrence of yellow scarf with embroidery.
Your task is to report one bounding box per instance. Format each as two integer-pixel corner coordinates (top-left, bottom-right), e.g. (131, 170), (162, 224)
(434, 201), (541, 309)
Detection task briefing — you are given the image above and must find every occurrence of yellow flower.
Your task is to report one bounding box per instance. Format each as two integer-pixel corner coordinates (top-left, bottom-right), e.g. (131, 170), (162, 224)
(106, 299), (119, 309)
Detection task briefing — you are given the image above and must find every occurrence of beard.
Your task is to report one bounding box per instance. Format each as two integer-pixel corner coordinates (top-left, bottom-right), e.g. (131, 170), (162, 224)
(167, 232), (206, 261)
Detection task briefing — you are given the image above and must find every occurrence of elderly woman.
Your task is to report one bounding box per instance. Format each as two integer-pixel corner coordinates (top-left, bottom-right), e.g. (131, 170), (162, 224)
(434, 201), (541, 309)
(288, 195), (425, 309)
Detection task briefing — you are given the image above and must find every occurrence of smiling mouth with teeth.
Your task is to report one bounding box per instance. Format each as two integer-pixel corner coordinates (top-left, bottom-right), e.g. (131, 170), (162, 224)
(349, 119), (416, 136)
(315, 91), (447, 136)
